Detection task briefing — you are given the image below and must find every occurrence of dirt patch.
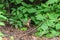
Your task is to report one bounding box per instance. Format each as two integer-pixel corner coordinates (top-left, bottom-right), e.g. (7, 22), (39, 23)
(0, 26), (60, 40)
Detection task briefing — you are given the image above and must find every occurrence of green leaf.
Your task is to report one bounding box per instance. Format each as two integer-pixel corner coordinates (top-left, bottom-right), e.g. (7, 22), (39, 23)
(57, 4), (60, 9)
(0, 22), (5, 26)
(9, 0), (15, 3)
(40, 23), (48, 31)
(47, 13), (59, 20)
(46, 20), (54, 27)
(46, 0), (58, 4)
(20, 27), (27, 31)
(0, 31), (4, 37)
(0, 4), (4, 8)
(35, 30), (49, 37)
(50, 29), (60, 37)
(18, 6), (25, 11)
(16, 0), (22, 4)
(34, 32), (40, 36)
(0, 10), (6, 15)
(39, 30), (49, 37)
(28, 8), (37, 13)
(56, 23), (60, 30)
(46, 30), (60, 38)
(16, 21), (23, 27)
(22, 8), (27, 13)
(29, 0), (34, 2)
(11, 8), (16, 15)
(0, 15), (7, 21)
(46, 34), (54, 38)
(21, 2), (32, 7)
(36, 14), (45, 20)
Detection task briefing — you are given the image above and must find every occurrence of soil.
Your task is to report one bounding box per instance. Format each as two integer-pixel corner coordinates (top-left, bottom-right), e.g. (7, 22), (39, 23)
(0, 26), (60, 40)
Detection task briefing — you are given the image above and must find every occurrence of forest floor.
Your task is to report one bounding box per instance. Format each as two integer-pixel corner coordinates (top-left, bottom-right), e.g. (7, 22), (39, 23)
(0, 25), (60, 40)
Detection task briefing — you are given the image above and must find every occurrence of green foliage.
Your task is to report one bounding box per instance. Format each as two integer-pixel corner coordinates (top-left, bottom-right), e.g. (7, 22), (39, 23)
(0, 22), (5, 26)
(20, 27), (27, 31)
(0, 0), (60, 38)
(0, 1), (8, 26)
(56, 23), (60, 30)
(46, 0), (59, 4)
(0, 31), (4, 37)
(0, 14), (7, 26)
(29, 0), (34, 2)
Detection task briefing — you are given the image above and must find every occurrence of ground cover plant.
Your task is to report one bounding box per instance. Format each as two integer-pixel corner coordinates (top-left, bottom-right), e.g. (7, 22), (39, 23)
(0, 0), (60, 38)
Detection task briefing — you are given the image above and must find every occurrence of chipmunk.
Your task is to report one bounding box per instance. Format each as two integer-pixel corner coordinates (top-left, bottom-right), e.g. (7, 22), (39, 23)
(25, 19), (35, 28)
